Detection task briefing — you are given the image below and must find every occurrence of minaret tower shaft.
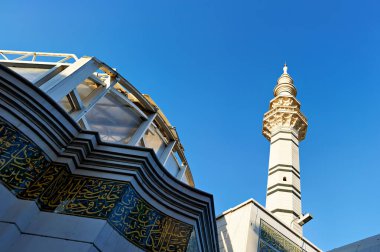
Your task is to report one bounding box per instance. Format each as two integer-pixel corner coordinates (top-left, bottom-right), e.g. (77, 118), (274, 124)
(262, 65), (308, 235)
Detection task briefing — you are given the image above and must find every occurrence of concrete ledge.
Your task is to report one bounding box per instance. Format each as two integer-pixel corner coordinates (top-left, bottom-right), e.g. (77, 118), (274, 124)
(94, 223), (143, 252)
(0, 185), (40, 230)
(0, 183), (17, 214)
(25, 212), (106, 243)
(7, 234), (95, 252)
(0, 222), (21, 251)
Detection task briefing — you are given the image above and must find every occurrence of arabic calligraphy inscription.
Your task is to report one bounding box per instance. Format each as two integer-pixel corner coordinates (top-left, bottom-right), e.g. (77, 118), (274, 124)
(0, 117), (194, 251)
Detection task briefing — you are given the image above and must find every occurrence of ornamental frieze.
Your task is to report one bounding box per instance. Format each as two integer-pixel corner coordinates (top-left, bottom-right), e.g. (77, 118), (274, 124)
(270, 96), (300, 109)
(0, 120), (50, 194)
(259, 220), (304, 252)
(0, 117), (193, 251)
(109, 186), (193, 252)
(263, 106), (308, 141)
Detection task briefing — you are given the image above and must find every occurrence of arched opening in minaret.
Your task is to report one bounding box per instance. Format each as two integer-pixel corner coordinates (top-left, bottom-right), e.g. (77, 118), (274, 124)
(283, 177), (287, 182)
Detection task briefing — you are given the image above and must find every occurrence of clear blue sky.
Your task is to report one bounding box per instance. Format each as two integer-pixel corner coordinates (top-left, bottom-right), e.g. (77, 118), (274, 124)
(2, 0), (380, 250)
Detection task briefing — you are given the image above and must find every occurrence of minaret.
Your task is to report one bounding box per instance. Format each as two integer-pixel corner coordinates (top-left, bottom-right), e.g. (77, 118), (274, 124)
(262, 64), (308, 235)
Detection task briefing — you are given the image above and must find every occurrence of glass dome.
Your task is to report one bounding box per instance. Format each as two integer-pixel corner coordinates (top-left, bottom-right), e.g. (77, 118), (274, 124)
(0, 50), (194, 187)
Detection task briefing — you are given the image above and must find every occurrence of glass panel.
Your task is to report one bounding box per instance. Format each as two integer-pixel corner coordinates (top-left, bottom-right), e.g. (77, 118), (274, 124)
(76, 79), (98, 101)
(143, 125), (166, 157)
(85, 92), (143, 144)
(9, 67), (50, 83)
(174, 151), (183, 166)
(165, 153), (180, 177)
(59, 95), (73, 113)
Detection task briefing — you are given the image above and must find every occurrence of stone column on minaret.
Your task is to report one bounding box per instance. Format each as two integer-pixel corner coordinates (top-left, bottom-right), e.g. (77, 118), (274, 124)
(262, 64), (308, 235)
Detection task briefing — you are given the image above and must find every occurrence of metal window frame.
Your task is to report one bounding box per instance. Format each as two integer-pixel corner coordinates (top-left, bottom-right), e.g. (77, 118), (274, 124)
(0, 50), (194, 186)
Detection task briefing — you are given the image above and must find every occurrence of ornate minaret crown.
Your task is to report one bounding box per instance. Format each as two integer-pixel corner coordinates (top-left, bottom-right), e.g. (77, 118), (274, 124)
(262, 64), (308, 235)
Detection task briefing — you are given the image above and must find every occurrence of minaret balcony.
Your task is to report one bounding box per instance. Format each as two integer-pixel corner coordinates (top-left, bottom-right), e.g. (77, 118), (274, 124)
(263, 108), (308, 141)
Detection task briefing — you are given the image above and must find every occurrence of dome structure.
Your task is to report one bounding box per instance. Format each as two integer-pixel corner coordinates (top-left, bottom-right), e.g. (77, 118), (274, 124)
(0, 50), (219, 252)
(0, 50), (194, 186)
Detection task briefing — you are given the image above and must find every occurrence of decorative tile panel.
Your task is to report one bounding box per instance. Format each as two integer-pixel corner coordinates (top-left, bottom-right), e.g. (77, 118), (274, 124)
(54, 176), (127, 219)
(259, 220), (303, 252)
(0, 117), (194, 251)
(19, 164), (64, 200)
(0, 120), (50, 194)
(259, 241), (277, 252)
(109, 185), (193, 252)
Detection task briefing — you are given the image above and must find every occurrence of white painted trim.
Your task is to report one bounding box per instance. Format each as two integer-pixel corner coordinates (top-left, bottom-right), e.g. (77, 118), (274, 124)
(160, 141), (176, 165)
(128, 113), (157, 146)
(41, 57), (99, 101)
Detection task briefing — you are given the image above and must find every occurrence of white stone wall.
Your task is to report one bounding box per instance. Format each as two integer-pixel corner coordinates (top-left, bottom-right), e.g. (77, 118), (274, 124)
(217, 202), (252, 252)
(266, 131), (302, 234)
(216, 199), (320, 252)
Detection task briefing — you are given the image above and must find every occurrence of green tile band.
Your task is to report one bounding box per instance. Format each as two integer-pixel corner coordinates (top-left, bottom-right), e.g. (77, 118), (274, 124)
(259, 220), (304, 252)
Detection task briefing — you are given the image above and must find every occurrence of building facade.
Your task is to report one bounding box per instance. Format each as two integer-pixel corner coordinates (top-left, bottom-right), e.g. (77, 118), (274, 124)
(0, 50), (219, 252)
(217, 199), (319, 252)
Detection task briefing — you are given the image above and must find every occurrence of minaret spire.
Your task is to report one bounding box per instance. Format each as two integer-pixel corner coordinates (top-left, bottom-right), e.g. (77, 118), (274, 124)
(283, 63), (288, 74)
(262, 65), (308, 235)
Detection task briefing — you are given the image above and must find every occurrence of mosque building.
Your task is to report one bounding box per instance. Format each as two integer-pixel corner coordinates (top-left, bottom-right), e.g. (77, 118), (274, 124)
(0, 50), (218, 252)
(0, 49), (325, 252)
